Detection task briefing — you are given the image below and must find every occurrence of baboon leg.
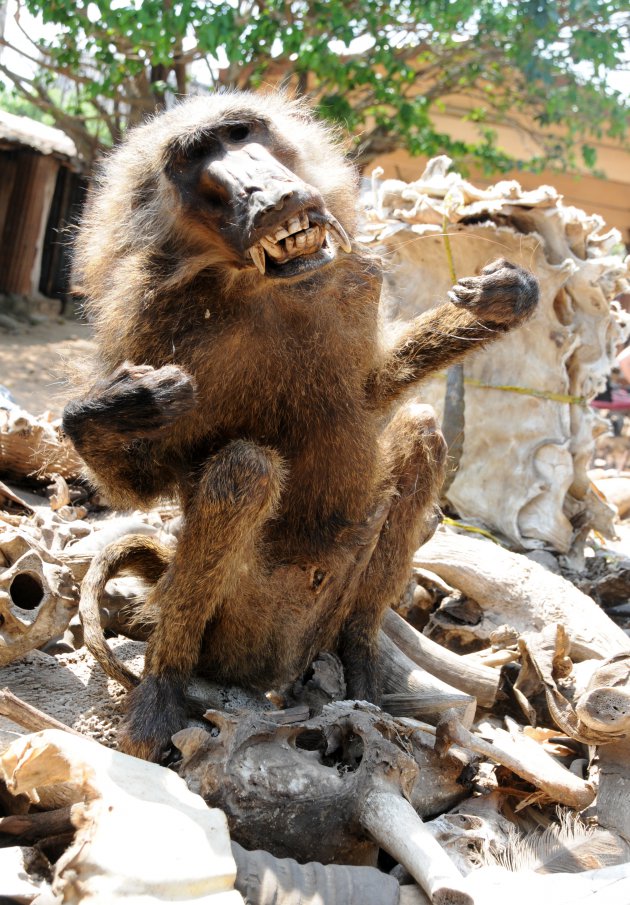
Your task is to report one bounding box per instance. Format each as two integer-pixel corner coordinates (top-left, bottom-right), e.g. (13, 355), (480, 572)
(119, 439), (284, 761)
(339, 403), (447, 702)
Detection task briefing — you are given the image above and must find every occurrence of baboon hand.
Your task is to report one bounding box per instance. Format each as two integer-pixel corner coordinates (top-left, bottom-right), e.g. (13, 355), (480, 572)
(64, 363), (197, 438)
(447, 258), (539, 326)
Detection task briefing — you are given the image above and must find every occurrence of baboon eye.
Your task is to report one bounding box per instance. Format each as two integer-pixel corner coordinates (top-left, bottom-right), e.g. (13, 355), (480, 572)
(228, 124), (251, 142)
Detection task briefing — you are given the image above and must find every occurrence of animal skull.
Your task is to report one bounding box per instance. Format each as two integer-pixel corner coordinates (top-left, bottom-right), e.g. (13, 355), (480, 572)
(0, 529), (78, 666)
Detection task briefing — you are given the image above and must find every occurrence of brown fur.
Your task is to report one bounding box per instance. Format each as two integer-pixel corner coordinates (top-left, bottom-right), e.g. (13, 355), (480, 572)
(64, 91), (538, 761)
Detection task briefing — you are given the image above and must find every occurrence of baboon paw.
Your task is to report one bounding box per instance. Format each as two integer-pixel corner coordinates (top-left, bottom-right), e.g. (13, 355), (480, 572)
(118, 673), (188, 762)
(448, 258), (538, 326)
(95, 363), (197, 436)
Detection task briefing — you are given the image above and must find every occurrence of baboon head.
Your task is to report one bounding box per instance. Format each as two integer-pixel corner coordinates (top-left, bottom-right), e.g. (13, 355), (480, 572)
(77, 92), (360, 295)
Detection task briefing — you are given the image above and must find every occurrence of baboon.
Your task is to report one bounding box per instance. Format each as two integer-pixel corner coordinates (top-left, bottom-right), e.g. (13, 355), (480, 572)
(63, 92), (538, 761)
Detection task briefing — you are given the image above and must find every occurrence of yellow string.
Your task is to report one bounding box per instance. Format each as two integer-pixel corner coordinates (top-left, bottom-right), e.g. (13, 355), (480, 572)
(462, 377), (587, 406)
(441, 516), (505, 545)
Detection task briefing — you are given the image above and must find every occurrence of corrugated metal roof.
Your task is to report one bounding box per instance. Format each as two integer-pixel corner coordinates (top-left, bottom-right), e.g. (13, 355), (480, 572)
(0, 108), (78, 159)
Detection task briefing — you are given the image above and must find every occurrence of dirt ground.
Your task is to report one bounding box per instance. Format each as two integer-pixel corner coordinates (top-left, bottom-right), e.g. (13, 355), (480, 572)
(0, 318), (95, 417)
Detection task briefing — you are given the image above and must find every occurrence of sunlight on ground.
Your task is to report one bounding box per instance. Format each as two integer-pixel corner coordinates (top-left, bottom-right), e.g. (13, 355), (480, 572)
(0, 319), (95, 416)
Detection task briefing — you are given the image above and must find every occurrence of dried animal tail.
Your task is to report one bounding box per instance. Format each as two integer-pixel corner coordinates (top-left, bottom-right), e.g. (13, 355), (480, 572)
(79, 535), (173, 690)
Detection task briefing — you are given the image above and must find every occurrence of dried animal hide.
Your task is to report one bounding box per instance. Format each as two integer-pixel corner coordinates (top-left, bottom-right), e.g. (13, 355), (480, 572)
(361, 158), (630, 552)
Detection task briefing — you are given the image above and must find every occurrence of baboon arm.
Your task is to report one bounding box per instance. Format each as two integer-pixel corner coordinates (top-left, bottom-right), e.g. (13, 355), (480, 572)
(366, 259), (538, 409)
(62, 362), (196, 508)
(366, 303), (510, 408)
(63, 414), (177, 509)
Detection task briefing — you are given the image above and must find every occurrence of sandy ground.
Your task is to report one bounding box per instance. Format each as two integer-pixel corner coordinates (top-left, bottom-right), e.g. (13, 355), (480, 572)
(0, 318), (95, 417)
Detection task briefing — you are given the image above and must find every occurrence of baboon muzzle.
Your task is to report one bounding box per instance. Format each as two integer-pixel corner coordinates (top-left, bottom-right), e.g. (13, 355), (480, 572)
(201, 143), (352, 278)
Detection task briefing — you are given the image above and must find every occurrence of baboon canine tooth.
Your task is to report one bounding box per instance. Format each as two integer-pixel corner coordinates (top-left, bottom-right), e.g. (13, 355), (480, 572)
(249, 244), (266, 275)
(326, 214), (352, 253)
(299, 212), (309, 230)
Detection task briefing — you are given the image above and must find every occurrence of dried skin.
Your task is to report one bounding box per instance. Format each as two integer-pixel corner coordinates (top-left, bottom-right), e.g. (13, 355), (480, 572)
(64, 92), (538, 761)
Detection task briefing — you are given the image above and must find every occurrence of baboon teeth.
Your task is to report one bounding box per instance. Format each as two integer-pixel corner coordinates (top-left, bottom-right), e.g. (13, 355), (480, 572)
(303, 226), (321, 247)
(286, 216), (302, 236)
(260, 237), (286, 260)
(249, 244), (266, 275)
(253, 214), (331, 269)
(325, 214), (352, 253)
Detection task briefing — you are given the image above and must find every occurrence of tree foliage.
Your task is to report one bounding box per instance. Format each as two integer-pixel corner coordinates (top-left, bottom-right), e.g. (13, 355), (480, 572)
(0, 0), (628, 170)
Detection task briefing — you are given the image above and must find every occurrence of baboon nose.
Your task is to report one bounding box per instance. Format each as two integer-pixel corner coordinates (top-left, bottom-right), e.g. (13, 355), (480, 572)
(251, 186), (296, 226)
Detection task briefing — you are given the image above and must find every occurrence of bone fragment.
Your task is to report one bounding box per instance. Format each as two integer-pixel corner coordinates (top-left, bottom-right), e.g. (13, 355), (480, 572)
(575, 653), (630, 735)
(0, 529), (78, 666)
(359, 789), (473, 905)
(59, 515), (158, 580)
(436, 710), (595, 810)
(249, 244), (266, 275)
(0, 402), (82, 481)
(379, 631), (476, 726)
(326, 213), (352, 252)
(414, 530), (630, 659)
(383, 609), (499, 708)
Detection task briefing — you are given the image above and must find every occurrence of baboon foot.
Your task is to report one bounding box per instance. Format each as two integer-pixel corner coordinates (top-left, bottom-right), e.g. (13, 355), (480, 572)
(118, 673), (188, 762)
(448, 258), (538, 326)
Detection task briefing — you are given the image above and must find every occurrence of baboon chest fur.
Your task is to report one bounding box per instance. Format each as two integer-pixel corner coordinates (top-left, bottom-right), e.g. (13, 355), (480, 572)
(64, 91), (538, 761)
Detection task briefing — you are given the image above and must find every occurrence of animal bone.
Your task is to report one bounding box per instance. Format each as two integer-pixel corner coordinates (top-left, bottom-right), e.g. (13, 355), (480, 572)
(359, 790), (473, 905)
(382, 609), (499, 708)
(436, 709), (595, 810)
(414, 530), (630, 659)
(0, 529), (77, 666)
(175, 701), (474, 867)
(0, 729), (243, 904)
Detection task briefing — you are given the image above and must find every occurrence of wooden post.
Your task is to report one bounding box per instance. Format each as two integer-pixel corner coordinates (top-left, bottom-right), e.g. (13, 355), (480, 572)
(0, 150), (60, 295)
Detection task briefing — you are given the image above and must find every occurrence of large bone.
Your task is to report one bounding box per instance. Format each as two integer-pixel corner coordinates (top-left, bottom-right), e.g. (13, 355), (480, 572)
(414, 530), (629, 659)
(359, 789), (473, 905)
(436, 710), (595, 810)
(175, 701), (474, 867)
(383, 609), (499, 708)
(379, 631), (476, 726)
(0, 729), (243, 904)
